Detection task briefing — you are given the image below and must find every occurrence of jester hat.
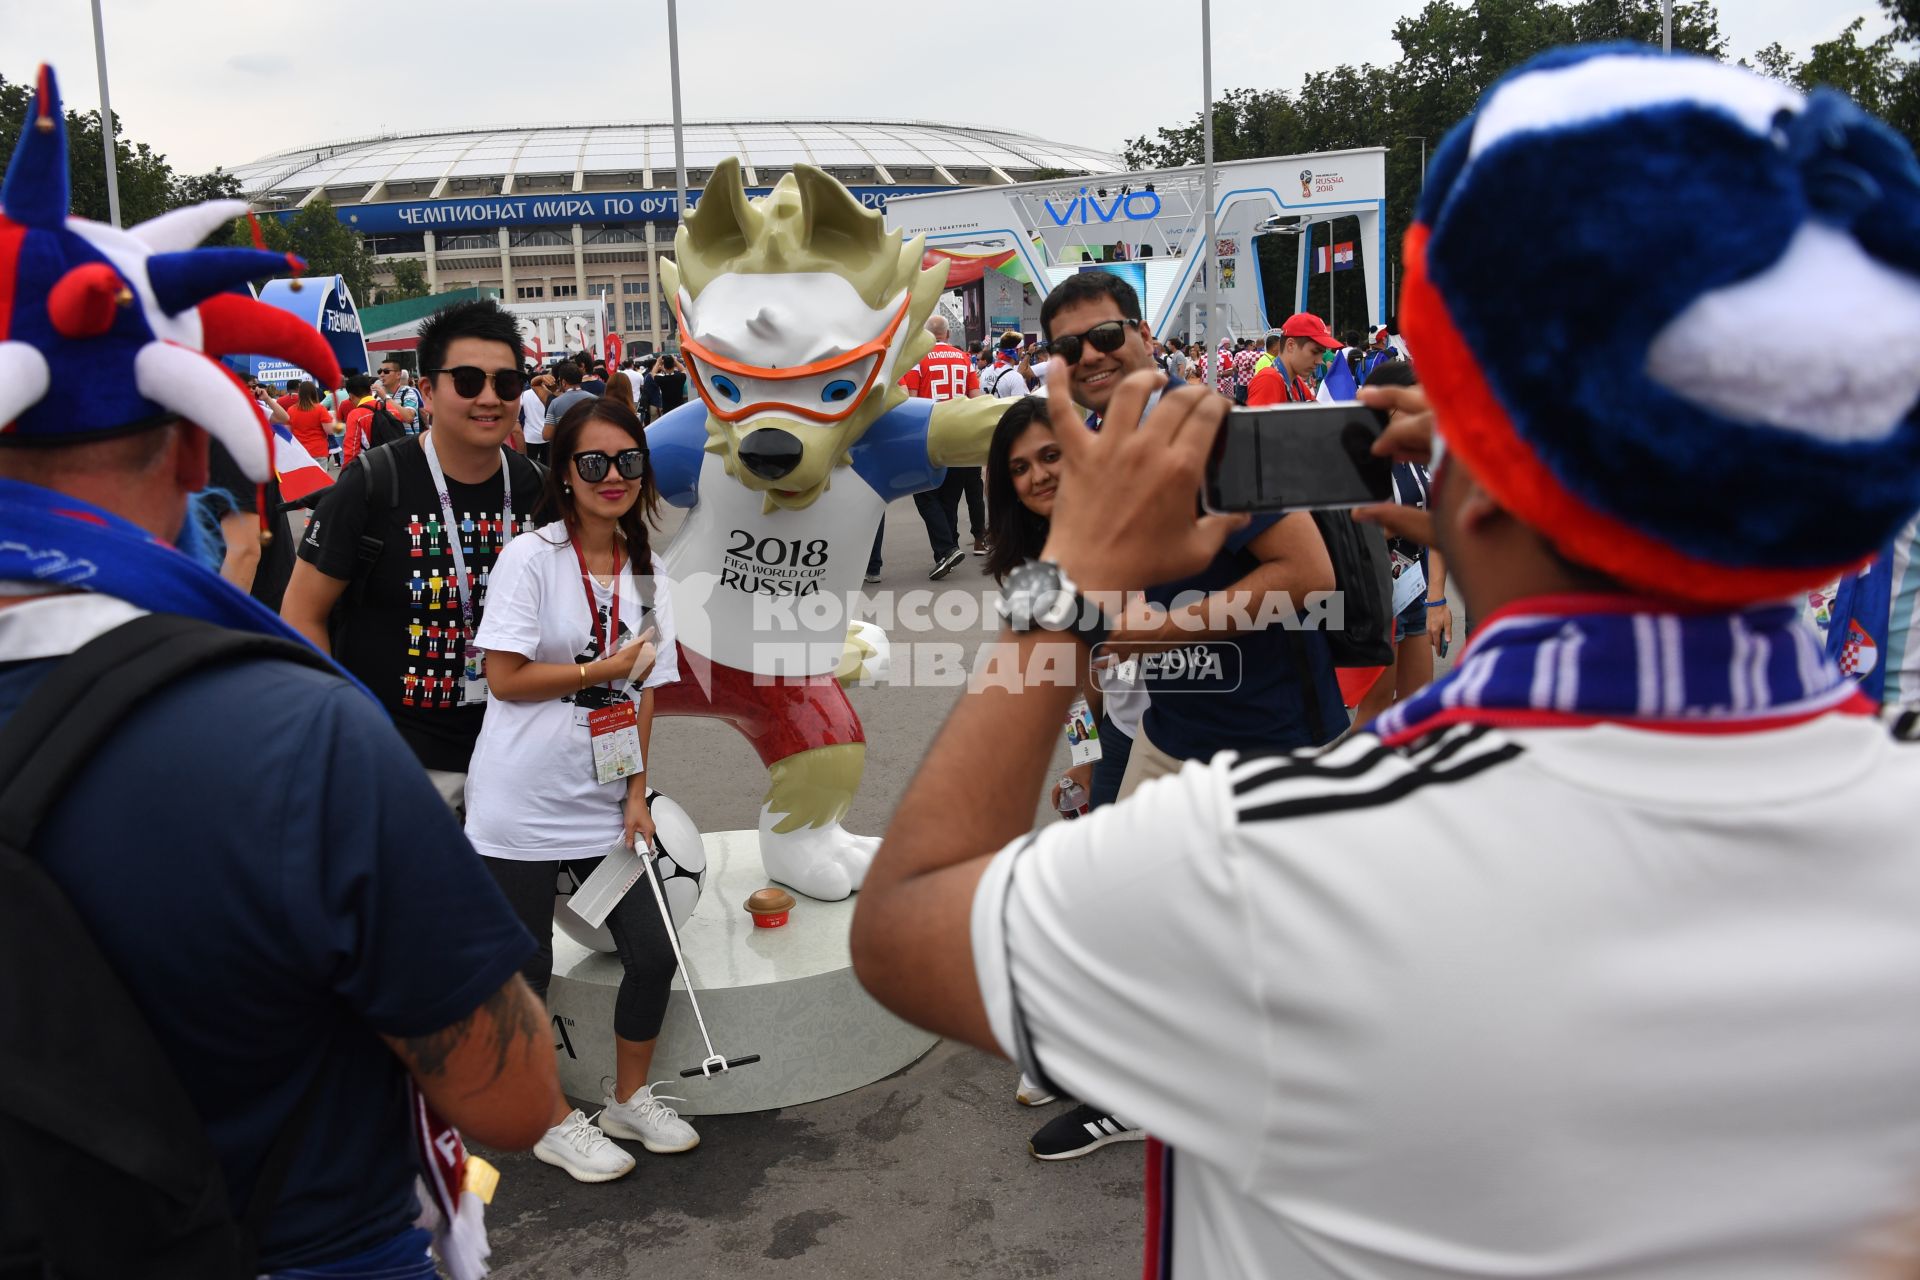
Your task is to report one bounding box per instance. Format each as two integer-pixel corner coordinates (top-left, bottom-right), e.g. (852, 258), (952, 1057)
(1403, 46), (1920, 604)
(0, 64), (341, 481)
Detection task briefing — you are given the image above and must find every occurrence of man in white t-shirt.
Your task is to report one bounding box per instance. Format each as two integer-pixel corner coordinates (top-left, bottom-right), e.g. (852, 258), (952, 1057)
(983, 330), (1029, 398)
(519, 367), (554, 462)
(851, 51), (1920, 1279)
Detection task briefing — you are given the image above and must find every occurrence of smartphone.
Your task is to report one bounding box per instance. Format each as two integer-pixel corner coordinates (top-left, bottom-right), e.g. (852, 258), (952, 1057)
(1202, 402), (1394, 514)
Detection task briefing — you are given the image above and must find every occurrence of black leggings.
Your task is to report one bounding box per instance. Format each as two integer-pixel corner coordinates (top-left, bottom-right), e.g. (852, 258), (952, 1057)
(483, 854), (677, 1042)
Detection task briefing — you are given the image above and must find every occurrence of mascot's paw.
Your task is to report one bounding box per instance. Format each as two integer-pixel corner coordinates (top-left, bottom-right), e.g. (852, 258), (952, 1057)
(834, 619), (891, 688)
(758, 807), (881, 902)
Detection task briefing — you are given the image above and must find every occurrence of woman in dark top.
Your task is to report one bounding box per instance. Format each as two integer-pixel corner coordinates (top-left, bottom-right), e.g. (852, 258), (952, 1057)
(651, 355), (688, 413)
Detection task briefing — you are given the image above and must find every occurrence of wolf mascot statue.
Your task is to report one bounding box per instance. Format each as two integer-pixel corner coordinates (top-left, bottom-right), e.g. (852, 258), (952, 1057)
(647, 159), (1009, 901)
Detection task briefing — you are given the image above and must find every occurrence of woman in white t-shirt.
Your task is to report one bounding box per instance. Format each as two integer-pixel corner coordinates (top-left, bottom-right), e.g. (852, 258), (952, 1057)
(465, 395), (697, 1183)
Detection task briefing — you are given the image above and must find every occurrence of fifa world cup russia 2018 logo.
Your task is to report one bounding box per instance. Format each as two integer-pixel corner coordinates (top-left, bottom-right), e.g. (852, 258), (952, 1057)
(1300, 169), (1314, 199)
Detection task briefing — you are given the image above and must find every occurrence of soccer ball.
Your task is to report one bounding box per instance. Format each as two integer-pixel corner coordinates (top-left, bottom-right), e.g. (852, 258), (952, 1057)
(554, 789), (708, 953)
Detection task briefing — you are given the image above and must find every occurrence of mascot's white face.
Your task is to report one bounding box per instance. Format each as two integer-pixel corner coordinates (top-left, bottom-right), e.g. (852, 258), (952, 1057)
(678, 271), (919, 508)
(665, 160), (942, 514)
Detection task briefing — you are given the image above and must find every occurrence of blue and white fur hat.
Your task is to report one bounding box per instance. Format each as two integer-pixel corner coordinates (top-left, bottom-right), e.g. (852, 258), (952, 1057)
(1403, 45), (1920, 604)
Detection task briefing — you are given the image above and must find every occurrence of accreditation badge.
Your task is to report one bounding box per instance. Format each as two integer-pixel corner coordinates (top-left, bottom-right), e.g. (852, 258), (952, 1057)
(458, 643), (489, 705)
(587, 700), (643, 784)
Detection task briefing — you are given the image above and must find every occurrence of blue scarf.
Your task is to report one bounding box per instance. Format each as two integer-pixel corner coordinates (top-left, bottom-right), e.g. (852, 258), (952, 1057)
(1372, 596), (1867, 746)
(0, 477), (369, 696)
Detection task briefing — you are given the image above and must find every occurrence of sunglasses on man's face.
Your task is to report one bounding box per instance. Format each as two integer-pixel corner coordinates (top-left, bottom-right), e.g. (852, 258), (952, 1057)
(572, 448), (647, 483)
(1049, 319), (1136, 366)
(429, 366), (527, 400)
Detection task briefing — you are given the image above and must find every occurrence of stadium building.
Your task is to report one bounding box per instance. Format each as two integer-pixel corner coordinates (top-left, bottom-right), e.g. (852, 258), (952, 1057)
(230, 121), (1122, 355)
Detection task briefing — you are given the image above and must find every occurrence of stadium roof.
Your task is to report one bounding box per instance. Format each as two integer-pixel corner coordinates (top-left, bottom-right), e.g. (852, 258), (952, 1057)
(231, 120), (1125, 201)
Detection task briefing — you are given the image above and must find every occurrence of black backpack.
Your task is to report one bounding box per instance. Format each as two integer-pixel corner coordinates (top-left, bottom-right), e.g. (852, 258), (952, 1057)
(0, 614), (342, 1279)
(1309, 509), (1395, 669)
(360, 401), (410, 451)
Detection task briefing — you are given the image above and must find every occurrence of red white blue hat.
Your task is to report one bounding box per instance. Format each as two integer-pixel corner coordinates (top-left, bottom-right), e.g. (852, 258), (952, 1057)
(0, 64), (341, 481)
(1403, 46), (1920, 604)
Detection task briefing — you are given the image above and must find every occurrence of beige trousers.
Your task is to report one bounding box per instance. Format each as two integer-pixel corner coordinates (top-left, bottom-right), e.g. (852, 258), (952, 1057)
(1116, 723), (1185, 800)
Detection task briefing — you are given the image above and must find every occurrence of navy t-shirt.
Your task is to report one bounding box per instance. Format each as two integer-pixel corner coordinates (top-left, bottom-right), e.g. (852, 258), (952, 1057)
(1142, 515), (1346, 760)
(0, 652), (535, 1270)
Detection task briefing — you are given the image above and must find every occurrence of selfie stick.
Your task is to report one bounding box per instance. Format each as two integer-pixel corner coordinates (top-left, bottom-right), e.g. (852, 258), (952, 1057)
(633, 833), (761, 1078)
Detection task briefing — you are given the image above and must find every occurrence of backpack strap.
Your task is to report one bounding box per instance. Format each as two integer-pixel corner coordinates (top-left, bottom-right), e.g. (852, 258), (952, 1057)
(0, 614), (334, 839)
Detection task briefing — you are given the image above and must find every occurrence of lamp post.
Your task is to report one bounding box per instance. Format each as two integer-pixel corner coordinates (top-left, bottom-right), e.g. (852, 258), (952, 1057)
(1662, 0), (1673, 52)
(668, 0), (689, 227)
(1401, 134), (1428, 182)
(90, 0), (121, 227)
(1201, 0), (1219, 350)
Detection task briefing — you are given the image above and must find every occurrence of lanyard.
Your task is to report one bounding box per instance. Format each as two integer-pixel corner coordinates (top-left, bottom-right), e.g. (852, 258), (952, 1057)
(420, 435), (511, 643)
(570, 534), (623, 686)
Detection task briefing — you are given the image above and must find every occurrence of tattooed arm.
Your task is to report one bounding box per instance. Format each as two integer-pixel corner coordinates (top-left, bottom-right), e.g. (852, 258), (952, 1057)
(381, 975), (559, 1150)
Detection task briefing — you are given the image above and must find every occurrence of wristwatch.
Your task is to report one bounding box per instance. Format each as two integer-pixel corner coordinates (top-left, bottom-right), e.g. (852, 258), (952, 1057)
(998, 559), (1110, 649)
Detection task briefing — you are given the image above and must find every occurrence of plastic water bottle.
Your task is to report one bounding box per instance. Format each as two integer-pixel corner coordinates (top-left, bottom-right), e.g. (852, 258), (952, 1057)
(1055, 776), (1090, 820)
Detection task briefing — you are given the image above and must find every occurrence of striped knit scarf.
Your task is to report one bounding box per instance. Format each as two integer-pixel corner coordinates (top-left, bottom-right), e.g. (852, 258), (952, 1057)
(1372, 595), (1873, 748)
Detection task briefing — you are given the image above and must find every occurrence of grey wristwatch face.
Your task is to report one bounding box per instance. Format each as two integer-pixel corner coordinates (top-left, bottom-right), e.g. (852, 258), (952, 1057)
(1003, 560), (1074, 630)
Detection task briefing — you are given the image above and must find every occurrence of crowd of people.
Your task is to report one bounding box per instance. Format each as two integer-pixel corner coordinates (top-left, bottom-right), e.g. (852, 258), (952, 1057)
(11, 43), (1920, 1280)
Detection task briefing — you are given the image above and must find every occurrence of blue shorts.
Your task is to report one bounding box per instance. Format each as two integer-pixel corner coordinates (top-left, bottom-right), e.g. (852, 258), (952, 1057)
(1393, 595), (1428, 645)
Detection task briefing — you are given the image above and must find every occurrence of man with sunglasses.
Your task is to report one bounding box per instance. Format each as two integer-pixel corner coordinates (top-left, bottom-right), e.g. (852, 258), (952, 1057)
(1012, 275), (1335, 1161)
(284, 301), (546, 817)
(375, 360), (422, 432)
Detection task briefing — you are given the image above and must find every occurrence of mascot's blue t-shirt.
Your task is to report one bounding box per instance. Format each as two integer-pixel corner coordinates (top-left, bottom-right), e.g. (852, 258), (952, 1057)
(0, 653), (534, 1270)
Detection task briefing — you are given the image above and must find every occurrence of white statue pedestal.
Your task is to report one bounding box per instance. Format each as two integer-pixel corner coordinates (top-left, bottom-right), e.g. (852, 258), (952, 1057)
(545, 829), (937, 1115)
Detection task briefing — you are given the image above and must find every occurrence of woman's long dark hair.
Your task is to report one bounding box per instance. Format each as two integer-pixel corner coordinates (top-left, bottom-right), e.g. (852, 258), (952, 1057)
(983, 396), (1053, 582)
(296, 380), (320, 411)
(538, 397), (661, 565)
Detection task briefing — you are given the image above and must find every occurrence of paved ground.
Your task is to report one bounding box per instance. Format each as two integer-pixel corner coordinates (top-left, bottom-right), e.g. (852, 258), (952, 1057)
(475, 498), (1463, 1278)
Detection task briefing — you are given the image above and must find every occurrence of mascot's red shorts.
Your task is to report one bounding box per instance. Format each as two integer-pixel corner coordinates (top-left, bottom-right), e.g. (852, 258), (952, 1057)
(652, 643), (865, 766)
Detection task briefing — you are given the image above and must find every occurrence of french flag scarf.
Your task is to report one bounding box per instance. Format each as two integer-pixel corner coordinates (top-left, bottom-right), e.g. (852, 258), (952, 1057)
(1372, 594), (1874, 748)
(0, 479), (489, 1279)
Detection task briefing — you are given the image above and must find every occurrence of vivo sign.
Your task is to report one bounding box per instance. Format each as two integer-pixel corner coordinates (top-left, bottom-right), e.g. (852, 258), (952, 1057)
(1042, 187), (1162, 227)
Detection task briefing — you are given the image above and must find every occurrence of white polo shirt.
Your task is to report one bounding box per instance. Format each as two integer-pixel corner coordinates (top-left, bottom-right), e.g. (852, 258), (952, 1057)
(972, 714), (1920, 1279)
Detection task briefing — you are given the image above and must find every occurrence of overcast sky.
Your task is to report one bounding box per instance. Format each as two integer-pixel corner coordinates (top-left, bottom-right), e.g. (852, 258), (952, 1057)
(2, 0), (1893, 177)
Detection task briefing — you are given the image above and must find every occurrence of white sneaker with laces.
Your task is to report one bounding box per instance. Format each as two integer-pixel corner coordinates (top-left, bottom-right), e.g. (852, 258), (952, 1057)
(1016, 1073), (1056, 1107)
(533, 1108), (635, 1183)
(599, 1081), (701, 1153)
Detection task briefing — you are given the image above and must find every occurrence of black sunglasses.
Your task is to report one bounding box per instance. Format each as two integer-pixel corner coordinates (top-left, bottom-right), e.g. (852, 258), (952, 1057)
(429, 366), (527, 400)
(1048, 319), (1137, 366)
(572, 448), (647, 483)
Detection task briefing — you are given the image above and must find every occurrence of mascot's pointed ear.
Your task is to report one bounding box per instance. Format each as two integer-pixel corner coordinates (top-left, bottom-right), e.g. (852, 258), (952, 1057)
(681, 157), (762, 265)
(793, 164), (887, 265)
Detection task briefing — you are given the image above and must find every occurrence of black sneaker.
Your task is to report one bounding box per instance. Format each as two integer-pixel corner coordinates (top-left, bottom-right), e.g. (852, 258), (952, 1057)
(929, 547), (965, 580)
(1028, 1104), (1143, 1161)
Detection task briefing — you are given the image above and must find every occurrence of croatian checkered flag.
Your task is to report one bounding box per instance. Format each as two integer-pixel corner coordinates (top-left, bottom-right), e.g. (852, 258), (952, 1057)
(1826, 546), (1893, 700)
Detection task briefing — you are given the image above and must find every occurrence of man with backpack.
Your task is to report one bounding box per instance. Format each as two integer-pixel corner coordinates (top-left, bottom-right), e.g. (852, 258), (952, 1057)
(340, 373), (411, 466)
(283, 300), (547, 825)
(0, 67), (556, 1279)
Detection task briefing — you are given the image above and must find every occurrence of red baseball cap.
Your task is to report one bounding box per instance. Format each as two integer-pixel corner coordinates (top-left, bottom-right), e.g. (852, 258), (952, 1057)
(1279, 312), (1343, 348)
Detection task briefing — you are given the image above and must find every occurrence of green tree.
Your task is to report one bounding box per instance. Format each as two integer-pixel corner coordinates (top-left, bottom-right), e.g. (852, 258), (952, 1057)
(1, 71), (249, 239)
(246, 196), (380, 303)
(1120, 0), (1920, 328)
(379, 257), (431, 304)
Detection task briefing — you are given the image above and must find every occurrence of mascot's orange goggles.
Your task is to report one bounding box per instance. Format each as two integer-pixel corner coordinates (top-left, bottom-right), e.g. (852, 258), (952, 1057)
(676, 294), (911, 425)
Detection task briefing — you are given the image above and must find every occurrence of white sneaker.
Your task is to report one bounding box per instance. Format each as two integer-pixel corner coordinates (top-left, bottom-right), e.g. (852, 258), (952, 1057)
(599, 1081), (701, 1154)
(533, 1109), (635, 1183)
(1016, 1073), (1056, 1107)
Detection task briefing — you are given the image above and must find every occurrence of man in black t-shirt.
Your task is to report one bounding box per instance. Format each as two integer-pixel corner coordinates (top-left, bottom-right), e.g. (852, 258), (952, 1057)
(282, 301), (543, 816)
